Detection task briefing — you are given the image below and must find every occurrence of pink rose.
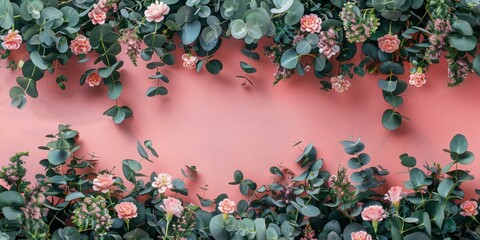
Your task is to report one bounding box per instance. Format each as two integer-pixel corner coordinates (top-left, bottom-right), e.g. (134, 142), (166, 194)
(1, 30), (22, 50)
(152, 173), (172, 193)
(70, 34), (91, 55)
(161, 197), (183, 218)
(362, 205), (387, 222)
(460, 200), (478, 217)
(300, 14), (322, 33)
(93, 173), (114, 193)
(218, 198), (236, 214)
(351, 231), (373, 240)
(86, 72), (102, 87)
(145, 0), (170, 23)
(88, 5), (107, 25)
(182, 54), (198, 69)
(409, 72), (426, 87)
(330, 75), (351, 93)
(377, 34), (400, 53)
(384, 186), (406, 209)
(115, 202), (138, 220)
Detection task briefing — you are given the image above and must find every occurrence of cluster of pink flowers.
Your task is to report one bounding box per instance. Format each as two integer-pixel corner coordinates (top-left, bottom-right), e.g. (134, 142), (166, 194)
(88, 0), (117, 25)
(331, 75), (351, 93)
(22, 185), (47, 221)
(86, 72), (102, 87)
(0, 154), (26, 185)
(181, 54), (198, 69)
(447, 56), (473, 86)
(70, 35), (92, 55)
(115, 201), (138, 220)
(318, 28), (340, 59)
(377, 34), (400, 53)
(72, 196), (113, 237)
(1, 30), (22, 50)
(152, 172), (173, 193)
(161, 197), (184, 219)
(329, 166), (357, 203)
(339, 2), (379, 43)
(93, 173), (115, 193)
(172, 203), (198, 236)
(425, 19), (452, 62)
(460, 200), (478, 217)
(351, 231), (373, 240)
(300, 14), (322, 33)
(273, 66), (296, 84)
(119, 28), (142, 66)
(384, 186), (407, 211)
(145, 0), (170, 23)
(300, 223), (317, 240)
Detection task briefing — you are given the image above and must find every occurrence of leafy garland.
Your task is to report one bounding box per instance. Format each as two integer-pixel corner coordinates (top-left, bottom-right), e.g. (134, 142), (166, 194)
(0, 124), (479, 239)
(1, 0), (480, 129)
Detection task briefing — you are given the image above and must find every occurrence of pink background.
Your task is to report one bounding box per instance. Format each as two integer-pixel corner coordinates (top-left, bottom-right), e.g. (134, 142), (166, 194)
(1, 39), (480, 201)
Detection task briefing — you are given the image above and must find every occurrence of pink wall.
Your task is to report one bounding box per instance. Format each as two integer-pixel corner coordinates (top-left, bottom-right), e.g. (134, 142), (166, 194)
(1, 39), (480, 201)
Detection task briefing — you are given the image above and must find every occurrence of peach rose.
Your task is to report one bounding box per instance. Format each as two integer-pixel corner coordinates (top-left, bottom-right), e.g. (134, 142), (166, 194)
(361, 205), (387, 222)
(330, 75), (351, 93)
(115, 202), (138, 220)
(377, 34), (400, 53)
(384, 186), (406, 210)
(86, 72), (102, 87)
(93, 173), (114, 193)
(70, 35), (91, 55)
(1, 30), (22, 50)
(145, 0), (170, 23)
(182, 54), (198, 69)
(300, 14), (322, 33)
(152, 173), (172, 193)
(409, 72), (426, 87)
(88, 5), (107, 25)
(218, 198), (236, 214)
(351, 231), (372, 240)
(161, 197), (183, 218)
(460, 200), (478, 217)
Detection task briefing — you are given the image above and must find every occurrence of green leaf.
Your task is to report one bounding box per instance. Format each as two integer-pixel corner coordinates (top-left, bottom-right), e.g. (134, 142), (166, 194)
(450, 134), (468, 154)
(340, 139), (365, 155)
(299, 205), (320, 217)
(348, 153), (370, 169)
(113, 107), (126, 124)
(382, 109), (402, 130)
(271, 0), (294, 14)
(0, 191), (25, 208)
(399, 153), (416, 167)
(423, 212), (431, 237)
(17, 76), (39, 98)
(380, 61), (404, 74)
(61, 6), (79, 26)
(144, 34), (166, 48)
(99, 61), (122, 78)
(2, 206), (22, 220)
(107, 81), (123, 100)
(280, 49), (298, 69)
(123, 228), (149, 240)
(0, 0), (14, 29)
(137, 141), (149, 160)
(181, 20), (201, 45)
(437, 178), (454, 198)
(404, 232), (430, 240)
(451, 19), (473, 36)
(295, 40), (311, 55)
(206, 59), (223, 75)
(9, 86), (26, 109)
(146, 86), (168, 97)
(284, 0), (304, 25)
(449, 34), (477, 52)
(30, 51), (48, 70)
(378, 80), (397, 92)
(230, 19), (248, 39)
(48, 149), (70, 165)
(65, 192), (85, 202)
(473, 55), (480, 76)
(240, 61), (257, 73)
(457, 151), (474, 165)
(42, 7), (63, 19)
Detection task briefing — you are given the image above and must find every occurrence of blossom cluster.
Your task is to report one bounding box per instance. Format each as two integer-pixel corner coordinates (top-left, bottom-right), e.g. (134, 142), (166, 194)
(318, 28), (340, 59)
(425, 19), (453, 62)
(329, 166), (357, 204)
(72, 196), (113, 237)
(339, 2), (380, 43)
(0, 153), (27, 186)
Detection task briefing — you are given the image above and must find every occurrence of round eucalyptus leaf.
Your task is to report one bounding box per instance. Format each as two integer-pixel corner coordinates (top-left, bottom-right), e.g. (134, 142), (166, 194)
(48, 149), (70, 165)
(230, 19), (248, 39)
(451, 19), (473, 36)
(449, 34), (477, 52)
(206, 59), (223, 75)
(284, 0), (303, 25)
(181, 20), (201, 45)
(382, 109), (402, 130)
(271, 0), (294, 14)
(295, 40), (311, 55)
(280, 49), (299, 69)
(472, 54), (480, 76)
